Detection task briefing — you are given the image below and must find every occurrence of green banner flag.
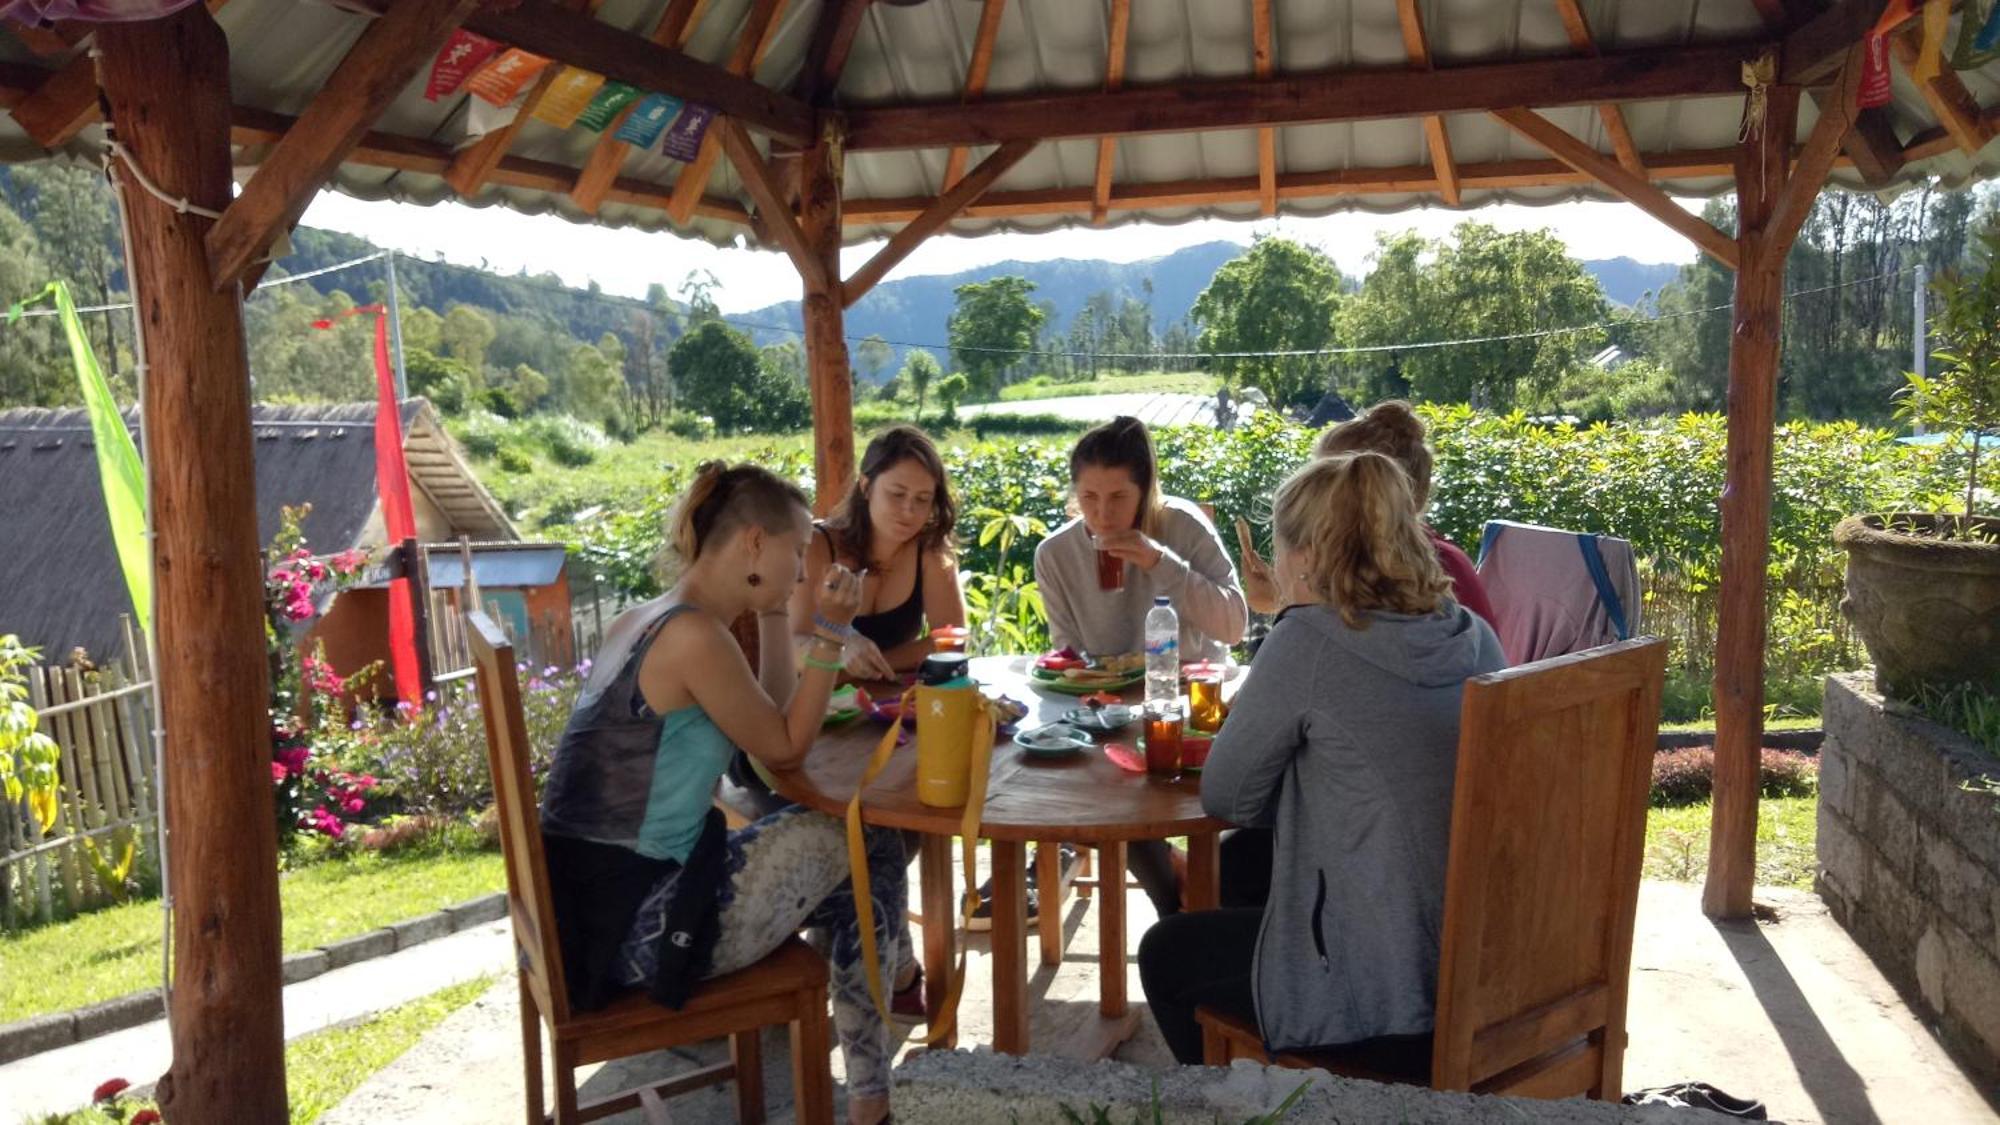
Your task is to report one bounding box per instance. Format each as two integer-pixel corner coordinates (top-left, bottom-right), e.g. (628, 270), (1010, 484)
(29, 282), (152, 642)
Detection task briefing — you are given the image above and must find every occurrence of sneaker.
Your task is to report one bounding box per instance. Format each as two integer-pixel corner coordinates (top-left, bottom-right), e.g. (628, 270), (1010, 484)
(890, 966), (926, 1024)
(964, 845), (1081, 931)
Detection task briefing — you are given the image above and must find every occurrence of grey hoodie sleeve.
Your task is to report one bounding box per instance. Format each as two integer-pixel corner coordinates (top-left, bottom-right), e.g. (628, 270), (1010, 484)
(1150, 503), (1249, 646)
(1199, 617), (1315, 828)
(1034, 537), (1081, 653)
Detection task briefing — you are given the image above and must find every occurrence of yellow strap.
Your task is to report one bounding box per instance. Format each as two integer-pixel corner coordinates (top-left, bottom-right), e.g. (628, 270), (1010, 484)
(1915, 0), (1951, 82)
(844, 688), (998, 1048)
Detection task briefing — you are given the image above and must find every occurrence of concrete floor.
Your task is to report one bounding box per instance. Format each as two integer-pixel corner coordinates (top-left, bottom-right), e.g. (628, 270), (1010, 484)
(320, 878), (1998, 1125)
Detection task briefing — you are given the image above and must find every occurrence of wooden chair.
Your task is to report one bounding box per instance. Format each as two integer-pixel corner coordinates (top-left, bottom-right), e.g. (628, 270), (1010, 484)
(468, 610), (835, 1125)
(1198, 637), (1668, 1102)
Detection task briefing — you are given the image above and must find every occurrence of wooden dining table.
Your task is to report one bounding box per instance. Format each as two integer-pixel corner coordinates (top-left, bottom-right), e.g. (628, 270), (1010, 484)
(769, 655), (1231, 1058)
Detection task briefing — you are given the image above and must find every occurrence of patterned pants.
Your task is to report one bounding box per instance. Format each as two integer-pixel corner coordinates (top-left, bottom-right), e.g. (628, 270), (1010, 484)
(617, 806), (910, 1098)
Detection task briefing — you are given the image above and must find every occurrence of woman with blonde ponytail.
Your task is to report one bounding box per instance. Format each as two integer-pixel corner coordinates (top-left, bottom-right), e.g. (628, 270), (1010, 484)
(539, 462), (906, 1125)
(1137, 451), (1503, 1067)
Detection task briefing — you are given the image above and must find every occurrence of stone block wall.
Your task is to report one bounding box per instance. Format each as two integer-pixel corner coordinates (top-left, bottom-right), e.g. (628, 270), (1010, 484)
(1818, 673), (2000, 1086)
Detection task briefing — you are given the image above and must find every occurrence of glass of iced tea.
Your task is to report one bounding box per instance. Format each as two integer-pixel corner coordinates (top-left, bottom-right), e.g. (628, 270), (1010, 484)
(1143, 701), (1184, 777)
(1187, 664), (1227, 733)
(1091, 535), (1126, 591)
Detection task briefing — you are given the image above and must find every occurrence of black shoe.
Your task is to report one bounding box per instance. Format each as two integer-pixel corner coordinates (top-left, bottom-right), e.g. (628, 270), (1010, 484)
(1623, 1083), (1767, 1119)
(964, 845), (1081, 931)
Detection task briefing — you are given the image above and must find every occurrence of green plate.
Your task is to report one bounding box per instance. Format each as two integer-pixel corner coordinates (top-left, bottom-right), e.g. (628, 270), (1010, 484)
(822, 708), (863, 728)
(1028, 668), (1144, 695)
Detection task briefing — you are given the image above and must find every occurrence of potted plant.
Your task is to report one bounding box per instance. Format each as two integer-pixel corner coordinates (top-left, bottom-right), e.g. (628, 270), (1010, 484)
(1835, 216), (2000, 698)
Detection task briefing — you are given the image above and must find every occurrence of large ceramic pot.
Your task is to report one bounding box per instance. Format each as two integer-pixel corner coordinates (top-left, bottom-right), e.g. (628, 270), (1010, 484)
(1834, 513), (2000, 697)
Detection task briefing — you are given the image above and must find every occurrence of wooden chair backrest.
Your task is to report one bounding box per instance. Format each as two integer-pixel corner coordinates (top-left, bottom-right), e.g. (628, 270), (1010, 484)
(469, 609), (573, 1028)
(1431, 636), (1667, 1097)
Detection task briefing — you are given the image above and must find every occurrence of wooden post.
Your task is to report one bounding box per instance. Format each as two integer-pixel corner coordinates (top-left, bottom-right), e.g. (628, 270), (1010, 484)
(800, 118), (853, 513)
(97, 8), (289, 1120)
(1704, 86), (1796, 920)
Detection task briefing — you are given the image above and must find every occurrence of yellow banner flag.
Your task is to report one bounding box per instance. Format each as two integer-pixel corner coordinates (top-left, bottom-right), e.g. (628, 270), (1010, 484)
(532, 67), (608, 129)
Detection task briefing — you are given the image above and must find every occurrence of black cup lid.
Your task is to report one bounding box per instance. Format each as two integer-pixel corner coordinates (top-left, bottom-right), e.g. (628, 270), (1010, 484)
(918, 653), (971, 685)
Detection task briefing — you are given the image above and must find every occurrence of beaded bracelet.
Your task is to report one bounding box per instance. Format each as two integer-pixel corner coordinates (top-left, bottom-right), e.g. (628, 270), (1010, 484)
(812, 613), (853, 638)
(803, 653), (845, 673)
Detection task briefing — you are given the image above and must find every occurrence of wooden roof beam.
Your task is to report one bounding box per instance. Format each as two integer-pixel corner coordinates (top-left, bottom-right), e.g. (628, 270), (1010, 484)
(1492, 106), (1737, 268)
(1770, 43), (1865, 254)
(844, 42), (1762, 151)
(1252, 0), (1275, 215)
(717, 118), (828, 292)
(9, 0), (228, 149)
(943, 0), (1008, 190)
(446, 0), (604, 202)
(792, 0), (872, 105)
(666, 0), (792, 226)
(206, 0), (483, 290)
(568, 0), (712, 215)
(846, 138), (1034, 305)
(1892, 28), (1996, 157)
(1751, 0), (1902, 187)
(1397, 0), (1458, 205)
(1781, 0), (1908, 85)
(337, 0), (815, 145)
(1091, 0), (1131, 225)
(1552, 0), (1645, 176)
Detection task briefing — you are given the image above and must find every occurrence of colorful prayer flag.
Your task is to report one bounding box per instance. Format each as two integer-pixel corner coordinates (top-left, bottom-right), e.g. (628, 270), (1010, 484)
(660, 104), (716, 162)
(614, 92), (683, 149)
(466, 48), (551, 107)
(532, 67), (607, 128)
(425, 30), (501, 101)
(576, 81), (643, 132)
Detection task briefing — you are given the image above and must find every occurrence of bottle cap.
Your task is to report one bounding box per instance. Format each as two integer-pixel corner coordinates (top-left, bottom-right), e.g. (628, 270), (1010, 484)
(918, 653), (971, 686)
(1154, 596), (1170, 607)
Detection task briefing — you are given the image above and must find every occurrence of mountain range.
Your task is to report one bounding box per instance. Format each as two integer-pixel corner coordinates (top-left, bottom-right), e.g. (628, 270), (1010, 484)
(739, 241), (1684, 376)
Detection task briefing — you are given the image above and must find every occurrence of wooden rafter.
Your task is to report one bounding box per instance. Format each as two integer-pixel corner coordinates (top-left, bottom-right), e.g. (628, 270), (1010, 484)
(1252, 0), (1275, 215)
(1752, 0), (1904, 187)
(568, 0), (712, 214)
(1397, 0), (1459, 205)
(793, 0), (872, 104)
(1091, 0), (1131, 225)
(1892, 28), (1996, 157)
(844, 42), (1758, 151)
(717, 118), (828, 292)
(9, 0), (227, 148)
(1781, 0), (1911, 85)
(1552, 0), (1645, 176)
(1492, 106), (1737, 268)
(943, 0), (1008, 189)
(1770, 43), (1866, 253)
(446, 0), (604, 201)
(206, 0), (483, 289)
(845, 139), (1036, 305)
(3, 18), (82, 56)
(666, 0), (792, 226)
(336, 0), (813, 144)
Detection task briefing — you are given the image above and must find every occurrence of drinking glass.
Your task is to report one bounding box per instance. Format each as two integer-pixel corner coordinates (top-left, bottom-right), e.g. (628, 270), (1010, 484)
(1187, 666), (1228, 732)
(1092, 535), (1126, 591)
(1143, 700), (1184, 777)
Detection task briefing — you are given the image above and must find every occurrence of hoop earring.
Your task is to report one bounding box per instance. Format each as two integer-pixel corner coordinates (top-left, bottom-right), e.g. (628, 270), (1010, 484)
(747, 573), (763, 587)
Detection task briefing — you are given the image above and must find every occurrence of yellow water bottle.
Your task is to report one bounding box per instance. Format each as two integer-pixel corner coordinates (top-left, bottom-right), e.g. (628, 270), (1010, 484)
(914, 653), (977, 807)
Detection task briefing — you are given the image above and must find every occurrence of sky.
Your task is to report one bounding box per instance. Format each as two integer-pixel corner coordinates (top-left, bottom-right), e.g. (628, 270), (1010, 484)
(298, 189), (1706, 315)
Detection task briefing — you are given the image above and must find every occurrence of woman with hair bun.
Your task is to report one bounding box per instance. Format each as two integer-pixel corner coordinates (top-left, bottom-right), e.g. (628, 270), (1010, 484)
(1138, 451), (1503, 1066)
(1238, 400), (1496, 629)
(539, 462), (906, 1125)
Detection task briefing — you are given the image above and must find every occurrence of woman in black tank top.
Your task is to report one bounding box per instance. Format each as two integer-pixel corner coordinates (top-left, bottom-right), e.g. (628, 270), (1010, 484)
(788, 426), (965, 679)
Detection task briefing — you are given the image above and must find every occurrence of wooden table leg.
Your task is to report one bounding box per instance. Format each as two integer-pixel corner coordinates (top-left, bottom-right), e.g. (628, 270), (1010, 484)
(990, 839), (1030, 1054)
(919, 833), (956, 1048)
(1097, 840), (1128, 1020)
(1037, 842), (1062, 967)
(1185, 831), (1221, 912)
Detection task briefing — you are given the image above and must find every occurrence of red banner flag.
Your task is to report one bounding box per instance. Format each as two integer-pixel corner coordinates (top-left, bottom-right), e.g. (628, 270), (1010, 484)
(313, 306), (423, 706)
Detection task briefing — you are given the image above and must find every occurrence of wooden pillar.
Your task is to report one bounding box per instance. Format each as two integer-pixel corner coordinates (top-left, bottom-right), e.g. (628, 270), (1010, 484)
(1704, 88), (1797, 920)
(801, 118), (853, 513)
(98, 9), (288, 1120)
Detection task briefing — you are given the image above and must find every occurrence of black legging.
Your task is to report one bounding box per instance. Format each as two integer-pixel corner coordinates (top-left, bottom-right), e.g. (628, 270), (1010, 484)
(1138, 907), (1261, 1064)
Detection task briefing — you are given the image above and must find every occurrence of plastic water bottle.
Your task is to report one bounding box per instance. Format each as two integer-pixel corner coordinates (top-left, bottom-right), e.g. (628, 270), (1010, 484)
(1145, 596), (1181, 708)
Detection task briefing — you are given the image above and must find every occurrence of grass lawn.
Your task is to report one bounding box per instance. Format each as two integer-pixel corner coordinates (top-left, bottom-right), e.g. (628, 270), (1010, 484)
(1643, 795), (1818, 891)
(0, 849), (504, 1026)
(29, 974), (497, 1125)
(999, 371), (1217, 401)
(1658, 715), (1824, 735)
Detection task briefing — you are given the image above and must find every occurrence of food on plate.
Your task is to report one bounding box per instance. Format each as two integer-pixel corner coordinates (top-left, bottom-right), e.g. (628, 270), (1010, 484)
(1034, 649), (1144, 685)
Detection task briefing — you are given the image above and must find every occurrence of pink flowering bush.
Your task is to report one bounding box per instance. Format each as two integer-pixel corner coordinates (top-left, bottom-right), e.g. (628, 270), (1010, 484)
(262, 505), (377, 848)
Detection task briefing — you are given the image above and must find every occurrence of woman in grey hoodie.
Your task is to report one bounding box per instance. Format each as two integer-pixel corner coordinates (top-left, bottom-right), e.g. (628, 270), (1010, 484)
(1137, 450), (1504, 1064)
